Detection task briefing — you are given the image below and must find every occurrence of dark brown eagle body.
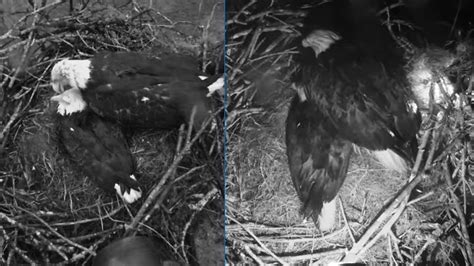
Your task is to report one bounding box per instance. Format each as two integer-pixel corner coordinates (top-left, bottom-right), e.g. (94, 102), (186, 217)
(55, 109), (141, 203)
(286, 0), (421, 230)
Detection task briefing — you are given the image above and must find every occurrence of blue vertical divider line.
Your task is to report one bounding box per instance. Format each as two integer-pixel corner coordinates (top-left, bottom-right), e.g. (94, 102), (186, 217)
(223, 0), (228, 264)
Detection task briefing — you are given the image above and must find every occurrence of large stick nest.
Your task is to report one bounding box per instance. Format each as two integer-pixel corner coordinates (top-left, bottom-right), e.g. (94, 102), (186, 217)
(0, 1), (224, 265)
(225, 0), (473, 264)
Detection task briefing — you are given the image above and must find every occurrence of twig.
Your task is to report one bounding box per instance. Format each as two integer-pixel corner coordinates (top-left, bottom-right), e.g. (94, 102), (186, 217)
(233, 227), (348, 244)
(338, 196), (355, 244)
(18, 207), (96, 256)
(1, 211), (69, 261)
(0, 102), (23, 150)
(388, 235), (394, 266)
(66, 233), (110, 264)
(342, 173), (425, 262)
(8, 31), (34, 89)
(201, 2), (221, 70)
(409, 124), (434, 181)
(227, 216), (288, 265)
(226, 222), (316, 234)
(342, 125), (434, 262)
(443, 159), (473, 264)
(389, 230), (403, 262)
(140, 165), (207, 225)
(50, 206), (124, 226)
(11, 246), (35, 265)
(67, 226), (123, 242)
(15, 0), (64, 25)
(413, 238), (435, 264)
(355, 200), (407, 261)
(180, 187), (219, 264)
(126, 108), (215, 233)
(244, 245), (266, 265)
(258, 248), (346, 264)
(407, 191), (434, 206)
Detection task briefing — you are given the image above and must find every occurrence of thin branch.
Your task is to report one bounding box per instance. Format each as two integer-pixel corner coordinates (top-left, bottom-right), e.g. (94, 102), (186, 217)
(126, 108), (217, 233)
(338, 196), (356, 244)
(180, 187), (219, 264)
(244, 245), (266, 265)
(443, 159), (473, 264)
(18, 207), (96, 256)
(227, 216), (288, 265)
(342, 125), (434, 262)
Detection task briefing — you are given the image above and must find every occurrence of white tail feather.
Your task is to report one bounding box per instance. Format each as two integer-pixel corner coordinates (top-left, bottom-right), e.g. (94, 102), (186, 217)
(114, 175), (142, 204)
(122, 188), (142, 203)
(206, 76), (224, 97)
(318, 199), (337, 231)
(371, 149), (408, 173)
(114, 183), (142, 204)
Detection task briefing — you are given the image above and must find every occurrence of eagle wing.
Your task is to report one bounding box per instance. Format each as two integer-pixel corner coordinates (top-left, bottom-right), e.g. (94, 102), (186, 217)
(57, 112), (139, 193)
(89, 52), (205, 86)
(286, 97), (352, 222)
(294, 42), (420, 163)
(83, 78), (213, 129)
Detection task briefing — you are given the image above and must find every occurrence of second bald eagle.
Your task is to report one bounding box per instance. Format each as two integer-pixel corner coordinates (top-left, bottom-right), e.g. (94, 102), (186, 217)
(50, 51), (223, 130)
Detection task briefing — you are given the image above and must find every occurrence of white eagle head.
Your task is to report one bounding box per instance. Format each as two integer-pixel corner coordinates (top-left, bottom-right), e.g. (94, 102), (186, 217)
(50, 58), (92, 93)
(50, 88), (87, 115)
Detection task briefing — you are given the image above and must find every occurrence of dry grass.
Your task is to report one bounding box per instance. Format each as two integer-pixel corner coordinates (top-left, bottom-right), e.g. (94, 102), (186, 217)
(225, 1), (473, 265)
(0, 0), (224, 265)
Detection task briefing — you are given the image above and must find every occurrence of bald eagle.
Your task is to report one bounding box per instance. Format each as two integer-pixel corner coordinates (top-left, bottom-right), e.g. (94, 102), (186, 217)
(286, 0), (422, 231)
(50, 51), (223, 130)
(52, 89), (142, 203)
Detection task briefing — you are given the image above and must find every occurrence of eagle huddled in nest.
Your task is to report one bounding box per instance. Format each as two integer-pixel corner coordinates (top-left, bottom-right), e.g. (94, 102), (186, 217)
(285, 0), (461, 231)
(49, 51), (223, 203)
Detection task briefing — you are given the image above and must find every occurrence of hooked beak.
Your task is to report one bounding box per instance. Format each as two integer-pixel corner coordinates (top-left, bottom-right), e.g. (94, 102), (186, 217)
(50, 93), (68, 104)
(51, 81), (64, 93)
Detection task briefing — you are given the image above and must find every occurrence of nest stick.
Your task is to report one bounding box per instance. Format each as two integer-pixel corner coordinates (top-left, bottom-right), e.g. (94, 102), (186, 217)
(227, 216), (288, 265)
(11, 246), (35, 265)
(180, 187), (219, 264)
(443, 159), (473, 264)
(66, 233), (110, 264)
(201, 2), (221, 71)
(0, 101), (22, 150)
(19, 207), (96, 256)
(234, 228), (347, 244)
(16, 0), (63, 25)
(258, 249), (346, 264)
(227, 0), (257, 25)
(342, 125), (434, 262)
(50, 206), (124, 226)
(244, 245), (266, 265)
(338, 196), (356, 245)
(356, 199), (407, 260)
(126, 108), (215, 233)
(139, 165), (208, 226)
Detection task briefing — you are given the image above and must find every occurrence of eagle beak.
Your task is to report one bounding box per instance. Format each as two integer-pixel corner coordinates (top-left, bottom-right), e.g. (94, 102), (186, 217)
(50, 94), (69, 104)
(51, 80), (65, 93)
